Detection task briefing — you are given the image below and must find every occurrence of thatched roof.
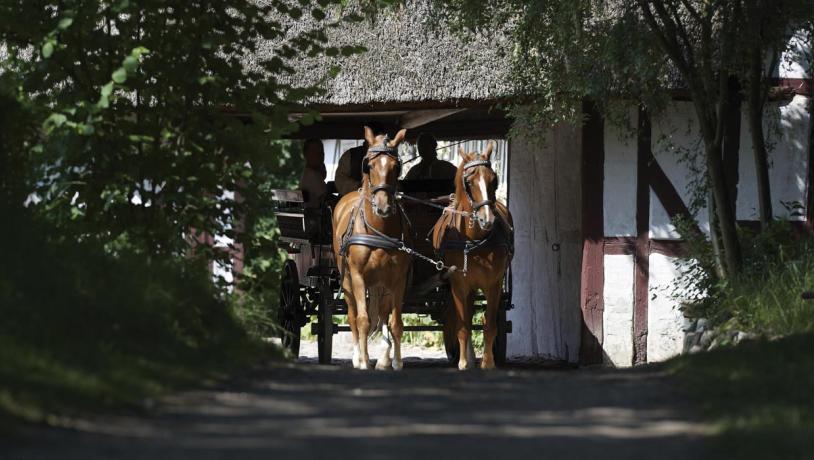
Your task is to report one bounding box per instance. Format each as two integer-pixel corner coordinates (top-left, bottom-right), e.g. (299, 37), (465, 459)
(250, 0), (514, 108)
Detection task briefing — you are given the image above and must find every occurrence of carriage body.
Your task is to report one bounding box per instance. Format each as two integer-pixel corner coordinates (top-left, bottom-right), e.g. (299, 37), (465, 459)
(272, 180), (512, 365)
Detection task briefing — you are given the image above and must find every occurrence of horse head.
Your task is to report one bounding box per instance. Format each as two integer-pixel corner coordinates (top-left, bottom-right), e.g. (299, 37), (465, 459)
(363, 125), (407, 218)
(458, 142), (497, 231)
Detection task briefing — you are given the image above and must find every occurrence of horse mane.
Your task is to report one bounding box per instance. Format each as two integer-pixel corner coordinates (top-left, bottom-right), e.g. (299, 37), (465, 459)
(431, 157), (469, 251)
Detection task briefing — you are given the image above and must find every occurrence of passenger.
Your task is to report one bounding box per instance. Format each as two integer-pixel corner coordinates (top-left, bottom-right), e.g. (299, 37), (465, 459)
(334, 122), (387, 195)
(404, 133), (457, 181)
(299, 138), (327, 208)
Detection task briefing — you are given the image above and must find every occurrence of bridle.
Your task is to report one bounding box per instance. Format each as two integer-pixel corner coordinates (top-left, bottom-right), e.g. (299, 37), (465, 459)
(363, 136), (402, 216)
(461, 158), (495, 228)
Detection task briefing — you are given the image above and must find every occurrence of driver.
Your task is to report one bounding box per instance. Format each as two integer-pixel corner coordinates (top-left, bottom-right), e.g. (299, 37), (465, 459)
(404, 133), (456, 181)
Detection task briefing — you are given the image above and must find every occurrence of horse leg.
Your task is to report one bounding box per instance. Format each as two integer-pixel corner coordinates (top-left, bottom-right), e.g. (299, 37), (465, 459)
(389, 281), (406, 371)
(481, 283), (502, 370)
(351, 272), (371, 370)
(374, 289), (393, 370)
(452, 284), (473, 370)
(376, 321), (393, 370)
(342, 275), (360, 369)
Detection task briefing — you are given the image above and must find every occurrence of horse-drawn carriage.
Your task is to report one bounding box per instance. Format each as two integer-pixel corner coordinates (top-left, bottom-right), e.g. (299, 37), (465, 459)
(273, 135), (513, 368)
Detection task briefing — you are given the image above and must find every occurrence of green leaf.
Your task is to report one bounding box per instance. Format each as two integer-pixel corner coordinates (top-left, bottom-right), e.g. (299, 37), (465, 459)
(122, 56), (138, 72)
(42, 42), (54, 58)
(131, 46), (150, 57)
(43, 113), (67, 132)
(111, 68), (127, 84)
(311, 8), (326, 20)
(57, 17), (73, 30)
(113, 0), (130, 13)
(101, 82), (114, 98)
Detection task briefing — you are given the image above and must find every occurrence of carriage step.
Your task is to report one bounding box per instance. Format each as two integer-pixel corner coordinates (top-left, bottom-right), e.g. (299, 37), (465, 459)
(310, 321), (512, 335)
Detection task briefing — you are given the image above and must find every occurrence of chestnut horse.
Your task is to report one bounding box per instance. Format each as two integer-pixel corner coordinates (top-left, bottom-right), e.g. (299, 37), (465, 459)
(333, 127), (411, 370)
(432, 142), (513, 370)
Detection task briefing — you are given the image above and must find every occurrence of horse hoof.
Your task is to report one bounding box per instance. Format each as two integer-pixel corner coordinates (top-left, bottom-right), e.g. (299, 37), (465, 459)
(480, 360), (496, 370)
(375, 359), (392, 370)
(457, 361), (469, 371)
(392, 360), (403, 371)
(359, 361), (371, 370)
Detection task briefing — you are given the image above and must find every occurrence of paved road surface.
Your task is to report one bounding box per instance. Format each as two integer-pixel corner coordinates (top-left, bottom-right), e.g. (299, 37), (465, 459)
(5, 341), (710, 460)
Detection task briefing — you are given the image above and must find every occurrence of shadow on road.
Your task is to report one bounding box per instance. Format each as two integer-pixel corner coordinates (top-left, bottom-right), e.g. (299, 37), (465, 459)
(5, 359), (709, 460)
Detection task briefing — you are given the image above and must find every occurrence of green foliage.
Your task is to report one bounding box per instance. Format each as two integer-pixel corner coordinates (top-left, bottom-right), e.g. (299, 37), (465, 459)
(0, 1), (368, 422)
(0, 210), (271, 424)
(678, 219), (814, 336)
(430, 0), (671, 131)
(0, 0), (359, 265)
(669, 333), (814, 459)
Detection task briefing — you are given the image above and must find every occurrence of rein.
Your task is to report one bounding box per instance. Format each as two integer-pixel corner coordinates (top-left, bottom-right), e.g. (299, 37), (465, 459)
(340, 156), (455, 273)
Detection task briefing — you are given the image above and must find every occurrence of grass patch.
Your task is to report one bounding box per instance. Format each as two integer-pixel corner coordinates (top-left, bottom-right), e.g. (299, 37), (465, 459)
(669, 333), (814, 459)
(0, 216), (277, 430)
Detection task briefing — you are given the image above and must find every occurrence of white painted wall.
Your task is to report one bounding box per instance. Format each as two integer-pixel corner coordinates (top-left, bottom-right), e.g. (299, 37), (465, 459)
(508, 122), (583, 362)
(777, 28), (812, 79)
(602, 254), (634, 366)
(604, 107), (639, 237)
(650, 102), (711, 239)
(647, 254), (692, 362)
(737, 95), (812, 220)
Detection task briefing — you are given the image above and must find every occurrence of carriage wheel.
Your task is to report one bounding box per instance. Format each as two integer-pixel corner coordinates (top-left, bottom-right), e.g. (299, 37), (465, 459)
(493, 309), (508, 367)
(317, 279), (333, 364)
(494, 267), (512, 367)
(278, 260), (303, 358)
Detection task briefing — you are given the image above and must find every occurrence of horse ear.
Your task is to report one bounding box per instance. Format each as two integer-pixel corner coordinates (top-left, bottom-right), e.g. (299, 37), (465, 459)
(389, 128), (407, 147)
(483, 141), (495, 159)
(363, 126), (376, 146)
(458, 146), (467, 158)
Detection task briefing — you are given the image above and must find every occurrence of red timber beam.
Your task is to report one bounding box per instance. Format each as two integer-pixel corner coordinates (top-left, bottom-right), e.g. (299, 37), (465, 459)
(579, 100), (605, 365)
(808, 96), (814, 234)
(633, 106), (651, 365)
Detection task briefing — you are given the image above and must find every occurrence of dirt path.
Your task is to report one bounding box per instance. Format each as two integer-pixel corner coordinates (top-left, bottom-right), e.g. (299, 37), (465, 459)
(5, 341), (710, 460)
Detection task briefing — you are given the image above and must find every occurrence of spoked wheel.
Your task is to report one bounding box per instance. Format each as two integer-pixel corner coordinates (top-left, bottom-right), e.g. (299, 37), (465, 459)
(493, 309), (508, 367)
(493, 267), (512, 367)
(317, 278), (334, 364)
(278, 260), (303, 357)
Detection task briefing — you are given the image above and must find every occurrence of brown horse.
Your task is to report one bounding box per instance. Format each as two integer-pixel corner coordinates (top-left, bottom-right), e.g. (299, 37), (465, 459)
(432, 142), (513, 370)
(332, 127), (411, 370)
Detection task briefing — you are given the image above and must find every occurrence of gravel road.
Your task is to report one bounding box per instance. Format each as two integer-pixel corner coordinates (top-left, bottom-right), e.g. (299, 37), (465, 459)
(4, 337), (710, 460)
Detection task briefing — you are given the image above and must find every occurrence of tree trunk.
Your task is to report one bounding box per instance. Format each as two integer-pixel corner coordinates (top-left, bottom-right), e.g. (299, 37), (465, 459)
(747, 98), (773, 228)
(705, 141), (743, 275)
(707, 187), (727, 280)
(745, 34), (773, 229)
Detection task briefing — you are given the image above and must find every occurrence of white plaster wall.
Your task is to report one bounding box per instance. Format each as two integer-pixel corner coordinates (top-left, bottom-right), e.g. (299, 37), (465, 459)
(650, 102), (711, 238)
(508, 122), (583, 362)
(737, 95), (811, 220)
(604, 108), (639, 236)
(777, 28), (812, 79)
(602, 254), (634, 367)
(647, 253), (690, 362)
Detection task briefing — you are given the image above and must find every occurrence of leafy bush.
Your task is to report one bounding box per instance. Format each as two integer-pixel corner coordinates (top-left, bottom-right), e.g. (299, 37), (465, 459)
(679, 219), (814, 335)
(0, 210), (268, 424)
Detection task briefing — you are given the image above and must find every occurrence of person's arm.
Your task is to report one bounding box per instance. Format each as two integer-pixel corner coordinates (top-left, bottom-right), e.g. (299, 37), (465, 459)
(334, 150), (359, 195)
